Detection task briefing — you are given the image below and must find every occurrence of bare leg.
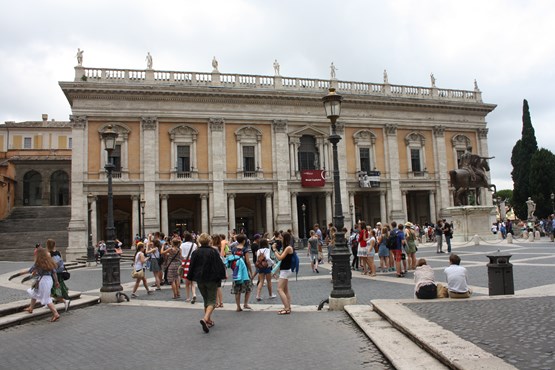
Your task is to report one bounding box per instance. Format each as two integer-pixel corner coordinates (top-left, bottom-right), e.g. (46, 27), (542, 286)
(235, 293), (242, 311)
(47, 302), (59, 321)
(132, 278), (140, 294)
(266, 274), (273, 296)
(277, 278), (290, 310)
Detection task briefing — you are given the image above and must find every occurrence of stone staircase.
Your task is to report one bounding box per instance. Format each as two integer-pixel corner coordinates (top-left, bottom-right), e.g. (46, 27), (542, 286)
(0, 206), (70, 261)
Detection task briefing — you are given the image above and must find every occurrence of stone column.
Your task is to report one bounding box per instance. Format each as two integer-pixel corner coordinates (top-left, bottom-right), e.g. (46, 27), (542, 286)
(265, 193), (273, 232)
(326, 192), (333, 227)
(380, 191), (387, 223)
(433, 125), (450, 211)
(429, 190), (437, 222)
(272, 120), (292, 231)
(208, 118), (228, 235)
(131, 195), (139, 242)
(336, 122), (351, 224)
(160, 194), (168, 235)
(478, 128), (492, 206)
(66, 115), (88, 262)
(402, 191), (408, 222)
(141, 117), (159, 234)
(91, 195), (98, 246)
(349, 192), (356, 229)
(291, 192), (299, 237)
(200, 193), (208, 233)
(228, 194), (236, 232)
(289, 142), (296, 178)
(385, 124), (405, 222)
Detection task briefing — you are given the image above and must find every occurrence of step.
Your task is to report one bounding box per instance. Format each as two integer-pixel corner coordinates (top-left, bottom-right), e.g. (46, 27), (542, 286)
(345, 305), (448, 370)
(368, 299), (518, 370)
(0, 294), (99, 330)
(0, 291), (82, 317)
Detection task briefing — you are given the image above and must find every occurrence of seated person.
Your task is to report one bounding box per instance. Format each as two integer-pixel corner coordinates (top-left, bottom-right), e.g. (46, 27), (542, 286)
(414, 258), (446, 299)
(444, 254), (472, 298)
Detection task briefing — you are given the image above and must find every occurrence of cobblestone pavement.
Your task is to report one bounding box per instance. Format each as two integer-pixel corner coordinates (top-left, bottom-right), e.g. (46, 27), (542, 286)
(1, 238), (554, 369)
(405, 297), (555, 370)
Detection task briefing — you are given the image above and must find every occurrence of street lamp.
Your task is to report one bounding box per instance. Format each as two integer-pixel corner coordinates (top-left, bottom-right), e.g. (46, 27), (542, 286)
(301, 203), (307, 248)
(322, 88), (355, 308)
(87, 193), (95, 265)
(140, 199), (146, 239)
(551, 193), (554, 214)
(100, 125), (122, 302)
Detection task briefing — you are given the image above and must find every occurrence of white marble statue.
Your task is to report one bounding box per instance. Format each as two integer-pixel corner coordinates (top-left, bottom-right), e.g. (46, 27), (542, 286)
(474, 79), (480, 91)
(76, 48), (84, 66)
(212, 56), (219, 72)
(146, 52), (153, 70)
(273, 59), (280, 76)
(330, 62), (337, 79)
(383, 69), (389, 84)
(430, 73), (436, 87)
(526, 197), (536, 220)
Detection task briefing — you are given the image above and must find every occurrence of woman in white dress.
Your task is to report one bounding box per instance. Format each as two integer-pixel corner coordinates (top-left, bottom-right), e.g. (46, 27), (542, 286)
(24, 247), (60, 322)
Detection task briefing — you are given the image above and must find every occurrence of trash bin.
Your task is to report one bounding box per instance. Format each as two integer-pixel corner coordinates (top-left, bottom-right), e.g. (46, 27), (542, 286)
(486, 250), (514, 296)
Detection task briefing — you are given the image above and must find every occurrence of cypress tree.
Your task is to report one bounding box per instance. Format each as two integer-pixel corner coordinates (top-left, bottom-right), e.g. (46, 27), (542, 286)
(510, 99), (538, 219)
(529, 149), (555, 218)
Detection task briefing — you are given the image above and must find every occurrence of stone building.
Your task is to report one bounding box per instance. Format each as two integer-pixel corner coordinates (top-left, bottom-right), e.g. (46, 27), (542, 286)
(60, 64), (495, 261)
(0, 116), (72, 218)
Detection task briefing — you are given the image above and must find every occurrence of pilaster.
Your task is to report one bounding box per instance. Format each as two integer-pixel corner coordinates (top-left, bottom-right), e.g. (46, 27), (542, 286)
(141, 116), (159, 234)
(433, 125), (450, 211)
(272, 119), (292, 231)
(208, 117), (228, 235)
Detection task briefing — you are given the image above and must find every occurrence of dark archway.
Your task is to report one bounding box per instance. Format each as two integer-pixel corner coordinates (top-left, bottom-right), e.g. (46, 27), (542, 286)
(23, 171), (42, 206)
(50, 170), (70, 205)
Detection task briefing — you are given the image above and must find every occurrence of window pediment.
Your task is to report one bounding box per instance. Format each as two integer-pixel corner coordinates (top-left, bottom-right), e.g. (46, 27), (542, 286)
(235, 126), (262, 141)
(170, 125), (198, 141)
(451, 134), (471, 147)
(353, 130), (377, 144)
(98, 123), (131, 140)
(289, 125), (328, 138)
(405, 132), (425, 146)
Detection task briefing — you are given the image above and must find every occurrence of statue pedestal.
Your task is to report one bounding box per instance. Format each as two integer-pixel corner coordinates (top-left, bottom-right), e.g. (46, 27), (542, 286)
(441, 206), (497, 242)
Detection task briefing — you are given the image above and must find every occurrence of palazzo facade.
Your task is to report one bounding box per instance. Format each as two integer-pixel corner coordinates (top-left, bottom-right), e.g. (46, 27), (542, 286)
(60, 64), (495, 261)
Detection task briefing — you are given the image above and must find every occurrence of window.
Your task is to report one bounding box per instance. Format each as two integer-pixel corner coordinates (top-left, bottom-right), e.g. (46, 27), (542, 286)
(235, 126), (263, 179)
(68, 137), (73, 149)
(177, 145), (191, 173)
(451, 134), (472, 170)
(109, 144), (122, 172)
(359, 147), (371, 174)
(405, 132), (427, 178)
(99, 123), (130, 180)
(170, 125), (198, 180)
(243, 145), (255, 175)
(353, 130), (377, 175)
(24, 137), (32, 149)
(411, 149), (421, 172)
(298, 135), (318, 170)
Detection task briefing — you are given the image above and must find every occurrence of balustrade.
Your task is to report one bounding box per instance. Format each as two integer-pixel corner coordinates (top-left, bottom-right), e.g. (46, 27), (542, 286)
(75, 66), (480, 102)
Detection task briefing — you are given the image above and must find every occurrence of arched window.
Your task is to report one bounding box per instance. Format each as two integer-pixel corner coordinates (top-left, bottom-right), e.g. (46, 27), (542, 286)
(169, 125), (199, 179)
(451, 134), (472, 169)
(353, 130), (377, 174)
(23, 170), (42, 206)
(99, 123), (130, 180)
(50, 170), (70, 206)
(405, 132), (427, 177)
(235, 126), (262, 179)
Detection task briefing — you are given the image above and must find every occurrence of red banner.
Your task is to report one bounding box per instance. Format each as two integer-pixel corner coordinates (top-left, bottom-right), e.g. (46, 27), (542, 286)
(301, 170), (326, 187)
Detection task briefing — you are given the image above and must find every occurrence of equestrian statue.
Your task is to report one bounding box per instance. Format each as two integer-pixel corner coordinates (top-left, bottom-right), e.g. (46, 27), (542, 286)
(449, 147), (496, 206)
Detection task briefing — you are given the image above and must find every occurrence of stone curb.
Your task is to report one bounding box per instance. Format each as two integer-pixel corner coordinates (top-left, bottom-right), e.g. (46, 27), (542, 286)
(0, 294), (99, 330)
(369, 298), (518, 370)
(344, 305), (448, 370)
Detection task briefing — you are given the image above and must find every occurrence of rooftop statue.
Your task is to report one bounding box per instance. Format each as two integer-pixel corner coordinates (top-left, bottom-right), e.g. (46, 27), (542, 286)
(330, 62), (337, 79)
(273, 59), (280, 76)
(76, 48), (84, 66)
(146, 52), (153, 70)
(212, 56), (219, 72)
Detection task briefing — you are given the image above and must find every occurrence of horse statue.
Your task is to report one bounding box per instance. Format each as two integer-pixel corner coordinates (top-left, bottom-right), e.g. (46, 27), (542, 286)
(449, 157), (496, 206)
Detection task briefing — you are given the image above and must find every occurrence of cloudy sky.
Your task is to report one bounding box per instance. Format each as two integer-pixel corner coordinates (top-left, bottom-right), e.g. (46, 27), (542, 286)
(1, 0), (554, 190)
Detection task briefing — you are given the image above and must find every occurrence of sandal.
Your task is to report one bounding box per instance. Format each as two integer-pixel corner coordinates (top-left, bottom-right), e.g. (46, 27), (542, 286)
(207, 320), (215, 328)
(191, 296), (196, 304)
(24, 307), (33, 314)
(277, 309), (291, 315)
(50, 315), (60, 322)
(200, 319), (209, 333)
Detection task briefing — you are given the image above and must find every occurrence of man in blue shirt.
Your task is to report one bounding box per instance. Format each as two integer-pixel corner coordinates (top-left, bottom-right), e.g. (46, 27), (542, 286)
(390, 221), (407, 277)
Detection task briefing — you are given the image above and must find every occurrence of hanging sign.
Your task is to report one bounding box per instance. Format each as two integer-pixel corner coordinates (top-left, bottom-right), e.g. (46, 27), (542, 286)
(301, 170), (326, 187)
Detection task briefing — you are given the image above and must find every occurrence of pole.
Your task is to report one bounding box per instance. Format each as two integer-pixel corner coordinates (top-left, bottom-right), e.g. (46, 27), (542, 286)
(100, 161), (123, 298)
(329, 122), (354, 300)
(86, 199), (95, 264)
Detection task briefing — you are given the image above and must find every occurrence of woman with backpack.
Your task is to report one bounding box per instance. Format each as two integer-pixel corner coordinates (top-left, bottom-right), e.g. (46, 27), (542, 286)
(272, 232), (294, 315)
(255, 239), (276, 301)
(227, 234), (253, 312)
(404, 222), (418, 270)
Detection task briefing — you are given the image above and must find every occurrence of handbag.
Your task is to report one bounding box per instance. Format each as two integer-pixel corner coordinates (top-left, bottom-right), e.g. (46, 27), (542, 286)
(131, 269), (145, 279)
(181, 244), (195, 278)
(61, 267), (70, 281)
(31, 275), (42, 290)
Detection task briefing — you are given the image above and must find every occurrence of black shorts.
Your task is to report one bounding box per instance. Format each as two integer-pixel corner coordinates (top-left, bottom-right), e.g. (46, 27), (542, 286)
(416, 284), (437, 299)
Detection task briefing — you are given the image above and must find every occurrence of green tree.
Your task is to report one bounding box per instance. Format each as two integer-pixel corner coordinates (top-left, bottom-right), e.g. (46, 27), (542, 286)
(496, 189), (513, 206)
(529, 148), (555, 218)
(511, 99), (538, 219)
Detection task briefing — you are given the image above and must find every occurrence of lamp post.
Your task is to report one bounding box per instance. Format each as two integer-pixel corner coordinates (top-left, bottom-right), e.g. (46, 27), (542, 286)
(140, 199), (146, 240)
(86, 193), (95, 265)
(301, 203), (307, 248)
(100, 125), (122, 302)
(551, 193), (554, 214)
(322, 88), (355, 309)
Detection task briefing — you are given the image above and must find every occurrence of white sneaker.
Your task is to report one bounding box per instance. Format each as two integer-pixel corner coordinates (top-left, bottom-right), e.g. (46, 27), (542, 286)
(270, 294), (277, 299)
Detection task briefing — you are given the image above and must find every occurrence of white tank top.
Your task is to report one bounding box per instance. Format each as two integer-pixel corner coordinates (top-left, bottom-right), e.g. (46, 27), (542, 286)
(134, 252), (144, 270)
